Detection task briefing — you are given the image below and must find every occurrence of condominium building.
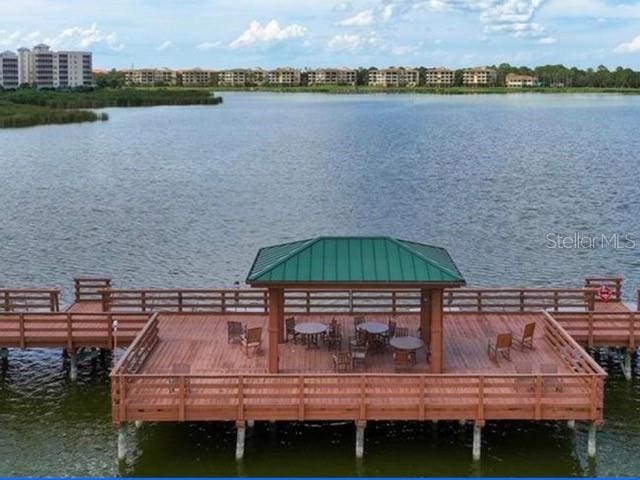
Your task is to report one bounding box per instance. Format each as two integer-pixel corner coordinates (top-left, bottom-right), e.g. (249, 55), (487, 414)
(267, 67), (301, 86)
(181, 68), (217, 86)
(0, 51), (19, 89)
(13, 44), (92, 88)
(121, 68), (177, 86)
(462, 66), (497, 86)
(218, 69), (253, 86)
(424, 67), (455, 87)
(505, 73), (538, 88)
(367, 68), (419, 87)
(307, 68), (356, 86)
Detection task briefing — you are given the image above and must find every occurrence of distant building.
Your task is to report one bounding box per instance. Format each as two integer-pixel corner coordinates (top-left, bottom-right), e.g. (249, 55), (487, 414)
(267, 67), (301, 86)
(505, 73), (538, 88)
(9, 44), (92, 88)
(368, 68), (419, 87)
(307, 68), (356, 86)
(462, 66), (497, 86)
(218, 69), (253, 86)
(181, 68), (217, 86)
(121, 68), (177, 86)
(423, 67), (454, 87)
(0, 51), (19, 89)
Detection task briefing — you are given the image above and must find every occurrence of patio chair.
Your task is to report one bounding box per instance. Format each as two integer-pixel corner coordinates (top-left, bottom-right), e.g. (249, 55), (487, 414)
(515, 362), (534, 392)
(386, 319), (397, 343)
(241, 327), (262, 357)
(325, 321), (342, 350)
(227, 321), (245, 344)
(513, 322), (536, 351)
(393, 350), (413, 372)
(395, 326), (409, 337)
(353, 316), (365, 329)
(541, 363), (563, 392)
(285, 316), (299, 343)
(350, 343), (367, 370)
(332, 350), (352, 373)
(488, 333), (512, 363)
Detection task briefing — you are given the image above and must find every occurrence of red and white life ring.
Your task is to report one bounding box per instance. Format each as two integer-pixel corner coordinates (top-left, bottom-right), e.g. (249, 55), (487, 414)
(597, 285), (613, 302)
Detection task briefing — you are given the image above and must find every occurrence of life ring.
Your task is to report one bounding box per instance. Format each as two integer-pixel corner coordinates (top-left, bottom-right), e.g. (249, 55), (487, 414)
(597, 285), (613, 302)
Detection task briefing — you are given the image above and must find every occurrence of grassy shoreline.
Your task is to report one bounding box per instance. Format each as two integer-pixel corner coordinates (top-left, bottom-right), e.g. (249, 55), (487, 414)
(0, 88), (223, 128)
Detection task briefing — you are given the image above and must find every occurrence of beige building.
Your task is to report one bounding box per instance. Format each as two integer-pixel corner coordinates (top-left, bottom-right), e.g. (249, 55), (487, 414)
(424, 67), (454, 87)
(181, 68), (217, 86)
(122, 68), (177, 86)
(307, 68), (356, 86)
(368, 68), (419, 87)
(0, 50), (19, 89)
(13, 44), (92, 88)
(267, 67), (301, 86)
(505, 73), (538, 88)
(462, 66), (497, 86)
(218, 69), (254, 86)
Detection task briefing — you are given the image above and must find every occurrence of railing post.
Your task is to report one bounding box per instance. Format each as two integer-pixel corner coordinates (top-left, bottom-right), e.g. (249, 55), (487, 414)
(534, 375), (542, 420)
(306, 291), (311, 314)
(629, 312), (635, 351)
(553, 291), (559, 312)
(74, 279), (81, 303)
(263, 291), (268, 314)
(588, 291), (595, 311)
(141, 291), (147, 312)
(392, 291), (397, 314)
(615, 278), (622, 302)
(178, 291), (183, 312)
(519, 290), (525, 312)
(19, 313), (25, 349)
(107, 313), (114, 349)
(3, 291), (10, 312)
(221, 292), (226, 313)
(101, 289), (110, 312)
(66, 313), (73, 351)
(477, 291), (482, 312)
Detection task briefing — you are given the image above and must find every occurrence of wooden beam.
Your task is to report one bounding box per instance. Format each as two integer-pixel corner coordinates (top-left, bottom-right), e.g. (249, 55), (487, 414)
(268, 287), (283, 373)
(420, 288), (431, 346)
(429, 288), (444, 373)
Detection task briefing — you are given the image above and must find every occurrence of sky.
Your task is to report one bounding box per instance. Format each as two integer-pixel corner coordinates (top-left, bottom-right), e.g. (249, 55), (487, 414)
(1, 0), (640, 70)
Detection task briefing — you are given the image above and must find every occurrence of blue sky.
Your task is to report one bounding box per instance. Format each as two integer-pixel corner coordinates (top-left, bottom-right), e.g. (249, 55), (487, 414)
(1, 0), (640, 69)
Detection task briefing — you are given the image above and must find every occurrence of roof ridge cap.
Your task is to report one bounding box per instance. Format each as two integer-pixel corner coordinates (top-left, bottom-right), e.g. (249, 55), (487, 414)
(247, 237), (319, 281)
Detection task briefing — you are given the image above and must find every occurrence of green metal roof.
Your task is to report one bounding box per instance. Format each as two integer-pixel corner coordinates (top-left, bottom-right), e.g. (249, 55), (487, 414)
(246, 236), (465, 285)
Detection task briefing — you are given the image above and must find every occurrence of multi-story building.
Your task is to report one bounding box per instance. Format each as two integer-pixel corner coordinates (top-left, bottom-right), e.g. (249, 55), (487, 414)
(424, 67), (454, 87)
(121, 68), (177, 86)
(307, 68), (356, 86)
(0, 51), (19, 89)
(462, 66), (497, 86)
(367, 68), (419, 87)
(13, 44), (92, 88)
(181, 68), (217, 86)
(218, 69), (253, 86)
(505, 73), (538, 88)
(267, 67), (301, 86)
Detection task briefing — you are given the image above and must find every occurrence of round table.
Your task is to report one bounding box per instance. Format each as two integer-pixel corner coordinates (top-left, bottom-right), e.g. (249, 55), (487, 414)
(390, 336), (425, 351)
(294, 322), (327, 348)
(357, 321), (389, 335)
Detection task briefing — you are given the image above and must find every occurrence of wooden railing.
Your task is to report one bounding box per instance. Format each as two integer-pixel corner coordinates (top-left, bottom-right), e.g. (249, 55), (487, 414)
(0, 311), (152, 349)
(0, 289), (60, 312)
(74, 277), (112, 302)
(99, 287), (598, 314)
(549, 311), (639, 349)
(110, 371), (604, 425)
(111, 312), (159, 374)
(585, 277), (622, 301)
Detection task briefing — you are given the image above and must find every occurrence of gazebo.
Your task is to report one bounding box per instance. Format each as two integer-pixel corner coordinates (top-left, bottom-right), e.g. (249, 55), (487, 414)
(246, 236), (466, 374)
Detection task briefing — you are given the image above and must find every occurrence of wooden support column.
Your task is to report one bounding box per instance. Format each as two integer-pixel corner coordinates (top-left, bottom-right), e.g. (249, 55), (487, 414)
(420, 288), (431, 346)
(429, 288), (444, 373)
(268, 287), (284, 373)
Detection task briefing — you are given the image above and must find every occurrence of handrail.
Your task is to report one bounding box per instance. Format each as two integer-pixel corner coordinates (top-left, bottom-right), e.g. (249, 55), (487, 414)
(111, 312), (160, 375)
(0, 288), (60, 312)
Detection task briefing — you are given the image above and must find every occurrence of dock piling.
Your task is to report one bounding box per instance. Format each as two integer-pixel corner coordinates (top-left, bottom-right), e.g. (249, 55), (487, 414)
(0, 347), (8, 362)
(355, 421), (366, 458)
(235, 421), (246, 461)
(622, 350), (632, 380)
(134, 420), (143, 429)
(472, 422), (482, 461)
(69, 351), (78, 381)
(567, 420), (576, 429)
(117, 428), (126, 461)
(587, 422), (597, 458)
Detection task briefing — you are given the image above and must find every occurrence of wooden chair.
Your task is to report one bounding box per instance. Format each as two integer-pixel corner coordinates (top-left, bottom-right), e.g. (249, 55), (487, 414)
(285, 316), (299, 343)
(515, 362), (534, 392)
(332, 350), (352, 373)
(393, 350), (413, 372)
(513, 322), (536, 351)
(241, 327), (262, 357)
(395, 326), (409, 337)
(353, 316), (365, 329)
(488, 333), (512, 363)
(383, 319), (397, 345)
(227, 321), (244, 344)
(541, 363), (563, 392)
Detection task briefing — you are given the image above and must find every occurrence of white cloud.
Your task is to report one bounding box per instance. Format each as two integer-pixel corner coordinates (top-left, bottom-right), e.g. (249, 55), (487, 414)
(157, 40), (173, 51)
(542, 0), (640, 19)
(332, 1), (353, 12)
(45, 23), (124, 51)
(390, 44), (420, 55)
(230, 20), (306, 48)
(327, 32), (379, 51)
(196, 41), (223, 50)
(337, 9), (375, 26)
(538, 36), (556, 44)
(614, 35), (640, 54)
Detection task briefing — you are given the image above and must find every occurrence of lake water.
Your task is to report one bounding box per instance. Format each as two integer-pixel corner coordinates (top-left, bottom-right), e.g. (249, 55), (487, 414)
(0, 92), (639, 476)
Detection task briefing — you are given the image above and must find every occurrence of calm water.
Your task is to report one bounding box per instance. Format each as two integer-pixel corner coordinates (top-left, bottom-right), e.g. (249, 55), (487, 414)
(1, 92), (639, 476)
